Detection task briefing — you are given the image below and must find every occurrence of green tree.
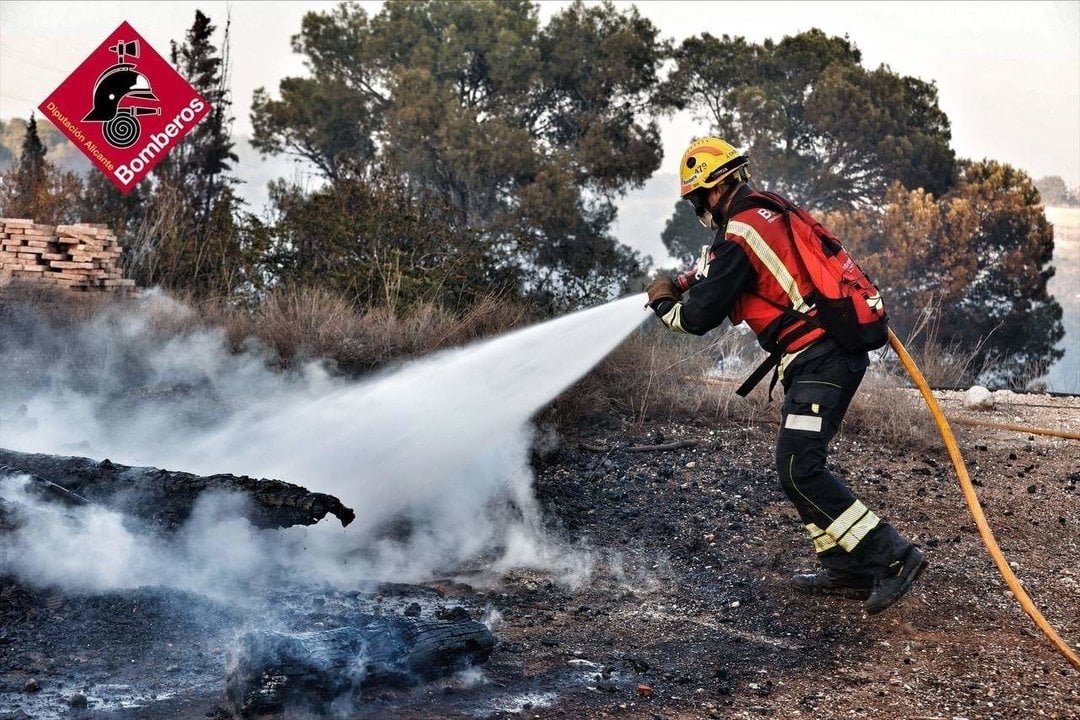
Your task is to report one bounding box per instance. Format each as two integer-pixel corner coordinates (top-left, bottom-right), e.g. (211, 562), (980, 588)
(660, 199), (713, 267)
(250, 2), (384, 181)
(0, 113), (84, 224)
(663, 29), (955, 210)
(950, 161), (1063, 386)
(251, 0), (672, 308)
(133, 10), (246, 296)
(167, 10), (240, 223)
(828, 162), (1063, 388)
(261, 170), (517, 310)
(15, 113), (47, 214)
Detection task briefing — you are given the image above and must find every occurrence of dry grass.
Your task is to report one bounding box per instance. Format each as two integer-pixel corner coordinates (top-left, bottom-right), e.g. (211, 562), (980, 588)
(894, 306), (991, 389)
(539, 326), (712, 434)
(0, 283), (536, 377)
(0, 283), (945, 451)
(195, 288), (538, 374)
(544, 318), (942, 453)
(541, 323), (770, 436)
(0, 280), (126, 325)
(843, 361), (940, 452)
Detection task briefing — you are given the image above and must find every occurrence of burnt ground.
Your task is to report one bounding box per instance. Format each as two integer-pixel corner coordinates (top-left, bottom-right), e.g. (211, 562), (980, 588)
(1, 390), (1078, 719)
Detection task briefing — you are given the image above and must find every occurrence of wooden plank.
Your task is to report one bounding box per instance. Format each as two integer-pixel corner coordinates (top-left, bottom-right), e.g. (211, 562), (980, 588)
(48, 271), (93, 280)
(49, 261), (94, 270)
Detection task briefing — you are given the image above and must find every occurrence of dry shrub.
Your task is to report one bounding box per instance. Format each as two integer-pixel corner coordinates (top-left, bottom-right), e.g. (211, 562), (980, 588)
(541, 323), (768, 436)
(842, 361), (940, 452)
(217, 287), (537, 374)
(0, 280), (124, 325)
(248, 288), (369, 369)
(896, 303), (991, 388)
(432, 293), (535, 349)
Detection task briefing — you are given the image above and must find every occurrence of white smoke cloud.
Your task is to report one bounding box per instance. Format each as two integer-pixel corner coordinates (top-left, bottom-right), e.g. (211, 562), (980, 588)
(1, 474), (276, 597)
(0, 290), (649, 594)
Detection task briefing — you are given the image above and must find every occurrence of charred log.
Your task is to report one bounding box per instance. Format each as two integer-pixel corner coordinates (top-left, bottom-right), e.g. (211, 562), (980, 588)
(0, 449), (354, 531)
(224, 615), (495, 716)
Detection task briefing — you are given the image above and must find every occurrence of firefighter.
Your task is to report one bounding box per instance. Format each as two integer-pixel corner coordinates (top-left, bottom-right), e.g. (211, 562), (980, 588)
(646, 137), (926, 614)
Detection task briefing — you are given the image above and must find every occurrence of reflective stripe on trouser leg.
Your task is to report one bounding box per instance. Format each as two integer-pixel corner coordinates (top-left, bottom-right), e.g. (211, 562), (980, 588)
(806, 523), (837, 553)
(807, 503), (880, 554)
(824, 500), (881, 552)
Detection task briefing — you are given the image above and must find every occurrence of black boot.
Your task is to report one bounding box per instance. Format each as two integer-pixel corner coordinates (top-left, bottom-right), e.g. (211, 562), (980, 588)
(864, 547), (927, 615)
(790, 569), (874, 597)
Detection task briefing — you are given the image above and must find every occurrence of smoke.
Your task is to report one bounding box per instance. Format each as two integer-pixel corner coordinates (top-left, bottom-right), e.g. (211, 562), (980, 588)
(0, 474), (279, 597)
(0, 290), (648, 594)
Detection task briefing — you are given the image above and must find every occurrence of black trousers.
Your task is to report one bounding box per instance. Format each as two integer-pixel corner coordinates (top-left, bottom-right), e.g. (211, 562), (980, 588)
(776, 341), (912, 579)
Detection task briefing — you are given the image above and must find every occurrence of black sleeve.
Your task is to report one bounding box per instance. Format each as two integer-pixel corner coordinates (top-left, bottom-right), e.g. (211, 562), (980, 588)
(674, 240), (757, 335)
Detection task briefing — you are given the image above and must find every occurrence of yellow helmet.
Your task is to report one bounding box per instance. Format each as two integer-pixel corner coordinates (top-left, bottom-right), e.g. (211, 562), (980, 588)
(679, 137), (749, 197)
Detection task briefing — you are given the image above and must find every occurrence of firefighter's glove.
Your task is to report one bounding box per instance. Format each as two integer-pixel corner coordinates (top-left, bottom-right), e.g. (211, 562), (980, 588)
(646, 276), (681, 310)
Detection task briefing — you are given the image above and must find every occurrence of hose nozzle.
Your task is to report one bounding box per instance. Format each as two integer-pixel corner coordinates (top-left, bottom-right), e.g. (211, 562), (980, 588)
(674, 244), (716, 292)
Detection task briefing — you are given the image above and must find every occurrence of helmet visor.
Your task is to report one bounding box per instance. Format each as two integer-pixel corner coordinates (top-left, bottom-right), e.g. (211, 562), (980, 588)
(684, 187), (711, 216)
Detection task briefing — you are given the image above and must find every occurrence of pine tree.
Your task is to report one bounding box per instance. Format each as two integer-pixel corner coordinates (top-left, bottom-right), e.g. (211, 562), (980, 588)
(133, 9), (244, 296)
(0, 113), (83, 223)
(15, 113), (47, 217)
(167, 9), (238, 225)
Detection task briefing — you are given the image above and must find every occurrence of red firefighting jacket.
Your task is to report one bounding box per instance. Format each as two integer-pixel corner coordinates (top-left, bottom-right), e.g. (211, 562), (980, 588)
(655, 185), (826, 354)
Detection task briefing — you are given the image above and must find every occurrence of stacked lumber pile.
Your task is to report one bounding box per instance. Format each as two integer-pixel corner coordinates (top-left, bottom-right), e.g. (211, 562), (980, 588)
(0, 218), (136, 292)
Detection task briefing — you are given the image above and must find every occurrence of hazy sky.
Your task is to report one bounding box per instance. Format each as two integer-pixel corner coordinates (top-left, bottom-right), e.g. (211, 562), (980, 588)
(1, 0), (1078, 264)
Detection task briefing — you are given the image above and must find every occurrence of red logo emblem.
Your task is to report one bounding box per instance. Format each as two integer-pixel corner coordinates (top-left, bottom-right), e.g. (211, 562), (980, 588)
(38, 21), (210, 193)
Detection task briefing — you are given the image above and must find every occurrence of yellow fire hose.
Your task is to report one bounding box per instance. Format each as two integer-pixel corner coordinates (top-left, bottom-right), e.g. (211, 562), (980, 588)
(887, 329), (1080, 670)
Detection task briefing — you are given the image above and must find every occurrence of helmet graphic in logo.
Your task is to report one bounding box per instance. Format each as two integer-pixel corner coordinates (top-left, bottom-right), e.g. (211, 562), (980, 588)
(81, 40), (161, 149)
